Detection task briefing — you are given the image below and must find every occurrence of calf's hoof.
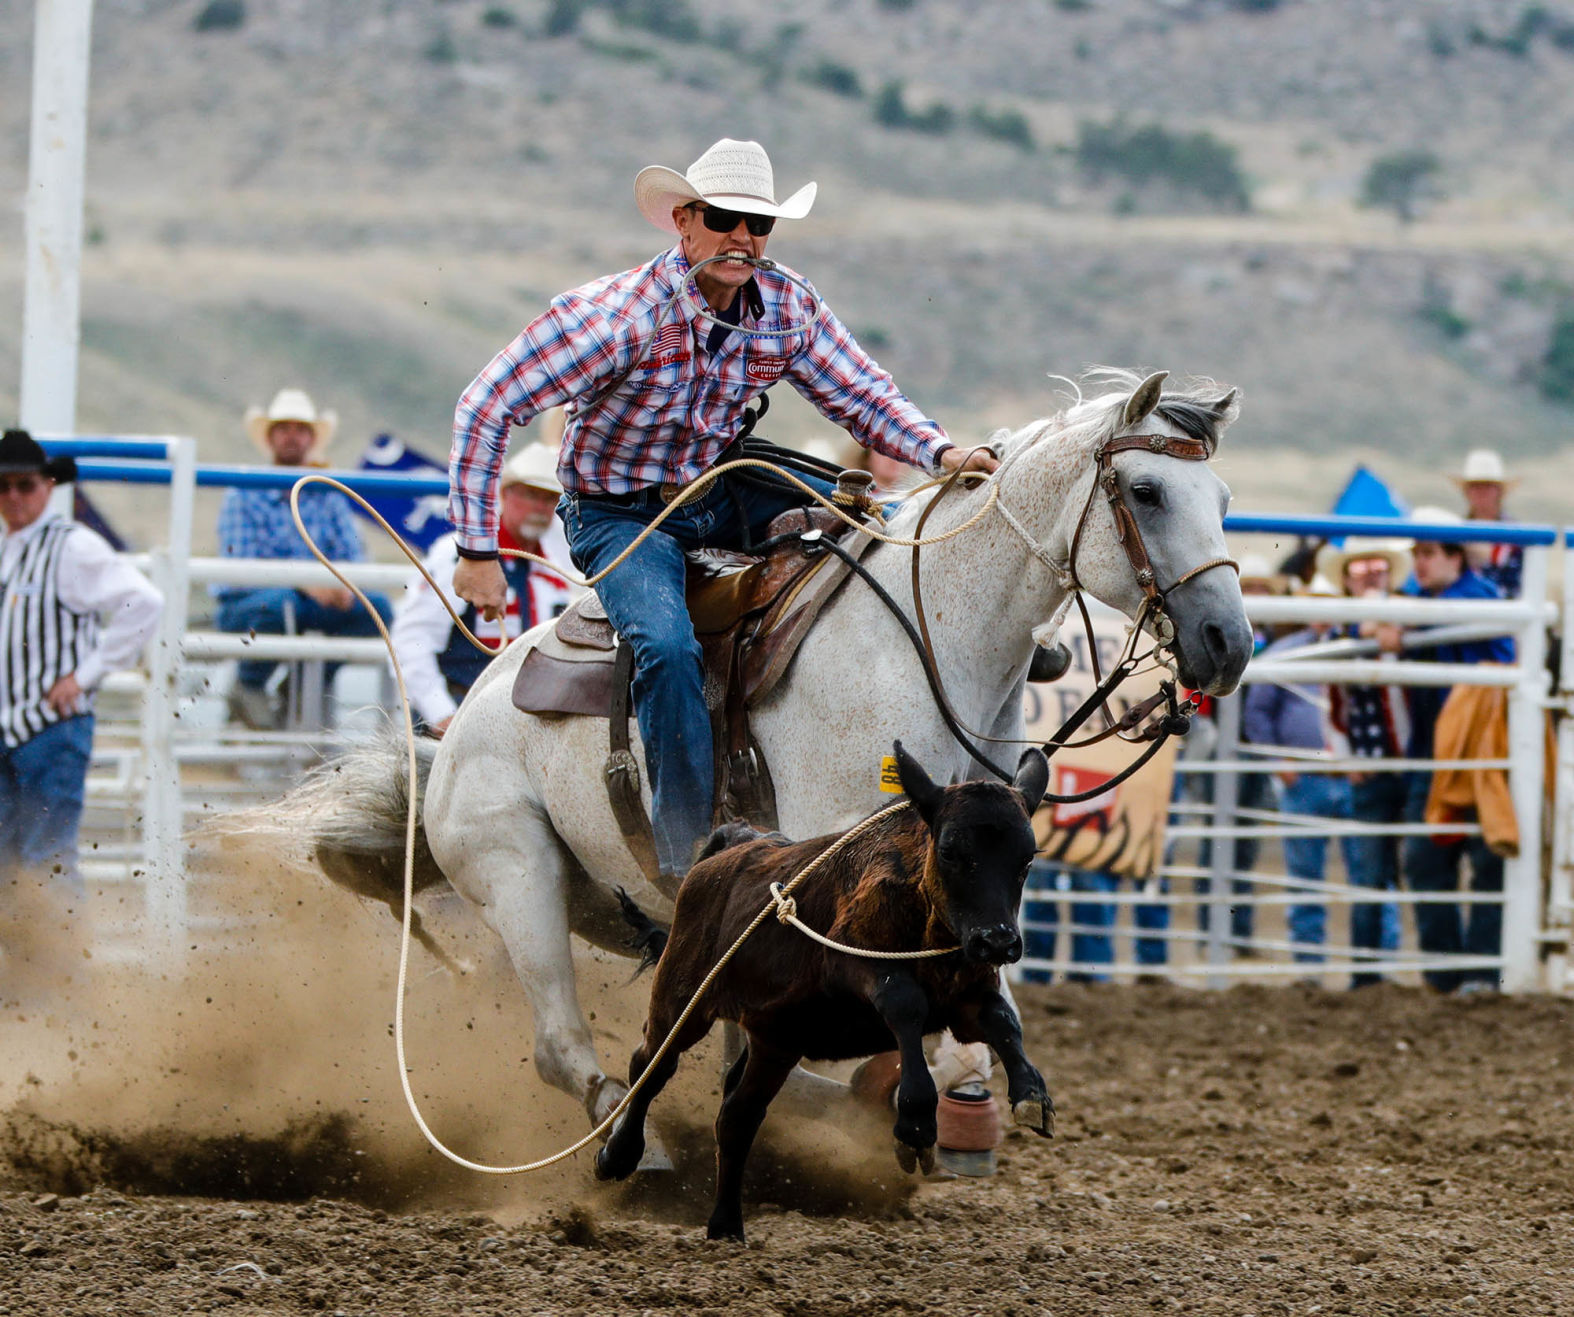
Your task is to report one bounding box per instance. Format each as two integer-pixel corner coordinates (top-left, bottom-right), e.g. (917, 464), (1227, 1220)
(1012, 1094), (1056, 1138)
(705, 1215), (746, 1243)
(893, 1140), (937, 1175)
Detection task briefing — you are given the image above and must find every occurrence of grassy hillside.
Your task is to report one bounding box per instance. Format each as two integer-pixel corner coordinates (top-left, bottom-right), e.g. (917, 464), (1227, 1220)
(2, 0), (1572, 545)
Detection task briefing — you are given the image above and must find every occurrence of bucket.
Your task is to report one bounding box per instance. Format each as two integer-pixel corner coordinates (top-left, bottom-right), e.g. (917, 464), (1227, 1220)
(935, 1084), (1001, 1177)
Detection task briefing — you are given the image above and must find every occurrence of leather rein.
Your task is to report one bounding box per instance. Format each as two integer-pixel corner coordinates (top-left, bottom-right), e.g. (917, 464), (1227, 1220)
(905, 430), (1239, 795)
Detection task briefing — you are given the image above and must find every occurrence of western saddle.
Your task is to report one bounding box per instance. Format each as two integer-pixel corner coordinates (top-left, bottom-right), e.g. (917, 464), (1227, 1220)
(512, 473), (879, 882)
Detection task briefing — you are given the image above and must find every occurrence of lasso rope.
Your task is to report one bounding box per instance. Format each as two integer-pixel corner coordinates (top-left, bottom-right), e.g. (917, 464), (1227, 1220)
(285, 459), (996, 1175)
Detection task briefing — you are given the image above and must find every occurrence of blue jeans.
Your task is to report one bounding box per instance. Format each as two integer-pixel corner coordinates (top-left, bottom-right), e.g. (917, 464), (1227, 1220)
(1021, 862), (1169, 983)
(1347, 772), (1405, 986)
(1192, 768), (1270, 944)
(0, 714), (94, 898)
(1402, 772), (1503, 993)
(1278, 773), (1362, 962)
(216, 587), (394, 689)
(560, 467), (837, 876)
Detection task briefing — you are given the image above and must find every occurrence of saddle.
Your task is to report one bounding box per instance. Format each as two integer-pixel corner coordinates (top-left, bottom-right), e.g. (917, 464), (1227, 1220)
(512, 488), (878, 880)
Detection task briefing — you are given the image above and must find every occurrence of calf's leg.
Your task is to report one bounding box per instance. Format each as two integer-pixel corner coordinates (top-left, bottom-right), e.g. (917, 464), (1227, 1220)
(970, 990), (1055, 1137)
(595, 987), (714, 1182)
(708, 1036), (800, 1242)
(871, 971), (939, 1173)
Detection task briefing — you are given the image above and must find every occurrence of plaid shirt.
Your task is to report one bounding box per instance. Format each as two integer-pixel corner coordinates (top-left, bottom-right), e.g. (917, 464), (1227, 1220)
(214, 483), (365, 598)
(449, 246), (951, 553)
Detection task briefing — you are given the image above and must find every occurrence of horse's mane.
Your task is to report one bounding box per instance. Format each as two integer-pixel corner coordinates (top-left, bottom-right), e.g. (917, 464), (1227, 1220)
(999, 367), (1236, 463)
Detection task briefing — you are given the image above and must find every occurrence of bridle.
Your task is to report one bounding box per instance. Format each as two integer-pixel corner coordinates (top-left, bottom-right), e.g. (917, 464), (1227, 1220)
(898, 426), (1239, 796)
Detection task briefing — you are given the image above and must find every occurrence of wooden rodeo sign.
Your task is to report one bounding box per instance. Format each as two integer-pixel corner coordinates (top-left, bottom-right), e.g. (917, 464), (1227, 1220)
(1023, 609), (1179, 880)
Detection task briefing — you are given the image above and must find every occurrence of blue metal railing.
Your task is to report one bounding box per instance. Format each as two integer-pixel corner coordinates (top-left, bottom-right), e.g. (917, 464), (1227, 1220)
(38, 439), (1563, 546)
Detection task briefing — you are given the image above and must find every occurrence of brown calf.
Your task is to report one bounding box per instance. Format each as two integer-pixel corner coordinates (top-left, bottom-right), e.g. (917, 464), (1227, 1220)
(596, 741), (1055, 1241)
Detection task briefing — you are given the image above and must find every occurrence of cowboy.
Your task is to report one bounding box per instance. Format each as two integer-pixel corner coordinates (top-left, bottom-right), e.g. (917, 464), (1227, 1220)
(392, 443), (578, 736)
(0, 429), (163, 960)
(215, 388), (394, 729)
(1320, 535), (1412, 986)
(448, 138), (996, 880)
(1452, 448), (1521, 598)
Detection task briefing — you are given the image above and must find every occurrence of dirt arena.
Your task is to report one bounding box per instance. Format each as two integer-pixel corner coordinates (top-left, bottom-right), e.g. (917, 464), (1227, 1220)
(3, 863), (1573, 1317)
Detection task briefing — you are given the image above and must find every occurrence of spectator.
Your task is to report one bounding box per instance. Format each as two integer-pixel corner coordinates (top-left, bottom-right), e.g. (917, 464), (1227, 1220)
(1190, 553), (1278, 953)
(1451, 449), (1521, 598)
(1320, 536), (1412, 987)
(1242, 574), (1358, 969)
(0, 429), (163, 982)
(215, 389), (394, 729)
(1021, 860), (1169, 984)
(1385, 506), (1514, 994)
(391, 445), (579, 736)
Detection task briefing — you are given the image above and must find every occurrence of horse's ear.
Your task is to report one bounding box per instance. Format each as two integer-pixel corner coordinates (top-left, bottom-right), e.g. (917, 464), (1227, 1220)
(894, 740), (944, 829)
(1013, 747), (1050, 816)
(1124, 371), (1168, 427)
(1206, 387), (1240, 423)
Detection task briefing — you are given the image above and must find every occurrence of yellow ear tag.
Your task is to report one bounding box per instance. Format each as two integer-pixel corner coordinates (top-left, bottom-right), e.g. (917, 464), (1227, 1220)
(878, 755), (904, 793)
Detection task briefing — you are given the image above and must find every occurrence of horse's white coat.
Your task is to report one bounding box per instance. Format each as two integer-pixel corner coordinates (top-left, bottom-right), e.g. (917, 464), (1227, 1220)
(413, 372), (1251, 1126)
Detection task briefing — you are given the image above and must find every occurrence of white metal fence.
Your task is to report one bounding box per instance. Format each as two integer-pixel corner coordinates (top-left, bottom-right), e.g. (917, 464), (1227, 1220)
(33, 440), (1574, 992)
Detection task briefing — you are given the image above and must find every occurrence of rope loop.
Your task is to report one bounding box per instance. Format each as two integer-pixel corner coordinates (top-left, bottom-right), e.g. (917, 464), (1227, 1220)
(769, 883), (797, 925)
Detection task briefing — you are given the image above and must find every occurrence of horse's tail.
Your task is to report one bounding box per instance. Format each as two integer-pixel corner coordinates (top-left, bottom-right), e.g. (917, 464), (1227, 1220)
(307, 731), (448, 905)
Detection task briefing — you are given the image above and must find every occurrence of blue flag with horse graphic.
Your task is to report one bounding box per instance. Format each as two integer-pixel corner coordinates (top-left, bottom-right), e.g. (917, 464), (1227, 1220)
(352, 433), (452, 551)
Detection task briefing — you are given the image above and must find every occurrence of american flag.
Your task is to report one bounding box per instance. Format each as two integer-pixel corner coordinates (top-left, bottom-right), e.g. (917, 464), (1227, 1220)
(651, 322), (688, 359)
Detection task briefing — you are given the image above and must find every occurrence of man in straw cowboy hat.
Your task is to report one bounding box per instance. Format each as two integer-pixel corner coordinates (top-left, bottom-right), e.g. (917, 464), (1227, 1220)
(0, 429), (163, 987)
(1451, 447), (1521, 598)
(1319, 535), (1413, 986)
(215, 388), (393, 730)
(448, 138), (996, 880)
(392, 442), (578, 737)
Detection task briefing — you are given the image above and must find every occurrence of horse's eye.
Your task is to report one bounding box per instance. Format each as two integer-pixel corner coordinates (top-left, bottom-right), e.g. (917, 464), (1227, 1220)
(1131, 481), (1162, 508)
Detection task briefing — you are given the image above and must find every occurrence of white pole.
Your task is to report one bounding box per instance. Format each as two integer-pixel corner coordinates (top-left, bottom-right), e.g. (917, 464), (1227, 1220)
(20, 0), (95, 437)
(1501, 544), (1550, 992)
(139, 437), (195, 956)
(1549, 534), (1574, 993)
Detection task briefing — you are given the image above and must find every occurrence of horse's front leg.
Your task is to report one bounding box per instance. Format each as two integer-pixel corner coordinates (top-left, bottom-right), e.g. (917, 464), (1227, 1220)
(870, 971), (939, 1173)
(964, 989), (1055, 1138)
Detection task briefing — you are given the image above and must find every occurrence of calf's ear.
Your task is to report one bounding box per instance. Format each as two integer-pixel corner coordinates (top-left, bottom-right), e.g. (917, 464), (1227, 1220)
(1013, 747), (1050, 815)
(893, 740), (944, 829)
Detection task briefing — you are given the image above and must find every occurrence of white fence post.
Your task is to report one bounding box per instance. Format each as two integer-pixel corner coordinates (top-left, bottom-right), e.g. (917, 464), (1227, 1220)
(1550, 533), (1574, 993)
(1501, 544), (1550, 992)
(1205, 692), (1241, 988)
(138, 436), (195, 953)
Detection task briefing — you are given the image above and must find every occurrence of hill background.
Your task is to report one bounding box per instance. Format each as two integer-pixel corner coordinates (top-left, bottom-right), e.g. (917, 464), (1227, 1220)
(2, 0), (1573, 549)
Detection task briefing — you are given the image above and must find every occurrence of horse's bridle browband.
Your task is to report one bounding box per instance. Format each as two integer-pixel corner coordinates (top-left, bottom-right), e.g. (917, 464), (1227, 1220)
(1068, 431), (1239, 611)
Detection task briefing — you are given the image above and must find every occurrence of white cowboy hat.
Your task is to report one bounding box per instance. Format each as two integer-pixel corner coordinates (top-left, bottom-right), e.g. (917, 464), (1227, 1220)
(1449, 448), (1518, 489)
(500, 444), (563, 495)
(634, 138), (817, 234)
(1409, 504), (1467, 545)
(245, 388), (337, 456)
(1291, 572), (1342, 598)
(1315, 536), (1413, 587)
(1236, 552), (1280, 587)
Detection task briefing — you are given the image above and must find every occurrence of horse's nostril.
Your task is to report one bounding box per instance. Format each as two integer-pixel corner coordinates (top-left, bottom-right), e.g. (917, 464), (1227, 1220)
(1202, 620), (1227, 665)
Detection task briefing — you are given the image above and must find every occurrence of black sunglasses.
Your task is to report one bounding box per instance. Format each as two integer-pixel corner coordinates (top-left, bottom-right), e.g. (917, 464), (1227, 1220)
(689, 203), (775, 237)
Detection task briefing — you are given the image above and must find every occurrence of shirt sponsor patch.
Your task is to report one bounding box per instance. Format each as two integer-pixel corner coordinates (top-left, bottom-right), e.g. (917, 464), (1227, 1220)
(746, 355), (788, 382)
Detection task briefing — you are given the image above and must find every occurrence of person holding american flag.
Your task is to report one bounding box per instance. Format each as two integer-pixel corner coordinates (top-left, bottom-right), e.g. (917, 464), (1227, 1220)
(447, 137), (994, 882)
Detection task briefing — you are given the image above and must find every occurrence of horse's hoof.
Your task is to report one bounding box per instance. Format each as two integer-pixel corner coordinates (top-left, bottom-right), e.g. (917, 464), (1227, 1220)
(1012, 1095), (1056, 1138)
(706, 1218), (747, 1243)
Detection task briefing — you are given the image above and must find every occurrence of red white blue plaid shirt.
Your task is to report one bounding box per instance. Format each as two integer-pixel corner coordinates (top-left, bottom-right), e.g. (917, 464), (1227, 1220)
(448, 246), (951, 553)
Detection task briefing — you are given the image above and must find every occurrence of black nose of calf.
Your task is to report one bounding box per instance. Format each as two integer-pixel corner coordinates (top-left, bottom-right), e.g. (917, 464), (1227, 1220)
(966, 925), (1023, 965)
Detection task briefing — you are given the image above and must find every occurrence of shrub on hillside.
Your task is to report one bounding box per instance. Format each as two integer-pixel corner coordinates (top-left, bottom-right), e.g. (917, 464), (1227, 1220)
(1539, 310), (1574, 404)
(1075, 120), (1250, 211)
(802, 59), (863, 98)
(606, 0), (702, 43)
(544, 0), (585, 37)
(482, 6), (518, 29)
(969, 105), (1035, 151)
(193, 0), (245, 32)
(873, 81), (955, 135)
(1359, 150), (1442, 223)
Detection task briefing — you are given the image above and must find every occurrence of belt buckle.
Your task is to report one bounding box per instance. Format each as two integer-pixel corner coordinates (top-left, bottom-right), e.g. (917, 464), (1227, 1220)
(658, 482), (684, 505)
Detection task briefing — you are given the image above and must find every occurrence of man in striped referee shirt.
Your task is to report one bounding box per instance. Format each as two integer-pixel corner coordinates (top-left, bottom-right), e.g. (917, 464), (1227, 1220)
(0, 429), (162, 980)
(448, 138), (997, 880)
